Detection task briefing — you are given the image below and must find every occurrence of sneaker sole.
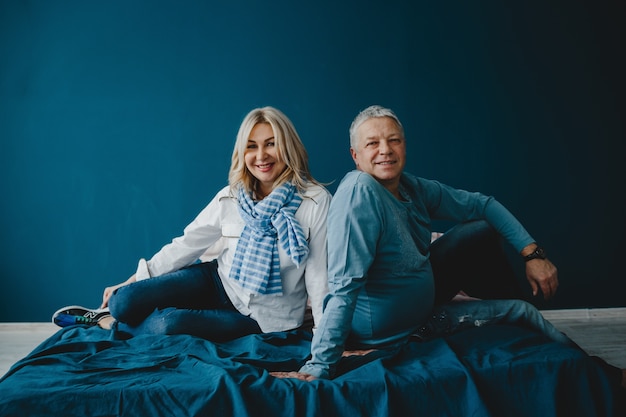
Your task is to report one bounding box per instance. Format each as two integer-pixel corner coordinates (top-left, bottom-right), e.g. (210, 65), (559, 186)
(51, 305), (110, 326)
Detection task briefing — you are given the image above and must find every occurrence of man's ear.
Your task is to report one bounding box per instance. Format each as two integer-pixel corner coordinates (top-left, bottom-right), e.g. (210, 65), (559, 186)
(350, 147), (359, 167)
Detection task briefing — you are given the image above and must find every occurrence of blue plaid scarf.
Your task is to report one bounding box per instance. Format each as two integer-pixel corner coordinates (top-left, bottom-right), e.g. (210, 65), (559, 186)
(229, 182), (308, 295)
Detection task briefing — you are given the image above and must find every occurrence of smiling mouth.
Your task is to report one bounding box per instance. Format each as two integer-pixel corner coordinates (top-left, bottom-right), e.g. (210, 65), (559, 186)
(256, 162), (274, 170)
(376, 161), (396, 165)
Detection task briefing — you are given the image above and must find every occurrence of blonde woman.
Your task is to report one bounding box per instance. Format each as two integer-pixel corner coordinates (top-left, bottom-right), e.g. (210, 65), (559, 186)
(53, 107), (330, 341)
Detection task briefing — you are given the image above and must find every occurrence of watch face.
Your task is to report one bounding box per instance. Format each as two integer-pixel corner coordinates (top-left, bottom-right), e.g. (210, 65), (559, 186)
(525, 247), (546, 261)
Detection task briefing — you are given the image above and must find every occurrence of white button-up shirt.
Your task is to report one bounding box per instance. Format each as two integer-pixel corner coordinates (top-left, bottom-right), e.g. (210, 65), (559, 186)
(135, 184), (330, 333)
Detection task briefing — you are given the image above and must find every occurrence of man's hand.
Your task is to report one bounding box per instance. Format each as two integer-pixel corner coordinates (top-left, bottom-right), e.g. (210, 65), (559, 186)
(270, 371), (317, 382)
(341, 349), (377, 357)
(525, 258), (558, 300)
(271, 349), (377, 381)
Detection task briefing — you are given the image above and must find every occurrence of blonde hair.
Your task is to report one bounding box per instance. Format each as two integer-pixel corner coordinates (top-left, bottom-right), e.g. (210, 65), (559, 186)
(228, 106), (320, 194)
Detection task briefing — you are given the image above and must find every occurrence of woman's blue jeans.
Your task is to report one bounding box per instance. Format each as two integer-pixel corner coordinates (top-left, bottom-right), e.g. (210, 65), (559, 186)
(108, 260), (261, 342)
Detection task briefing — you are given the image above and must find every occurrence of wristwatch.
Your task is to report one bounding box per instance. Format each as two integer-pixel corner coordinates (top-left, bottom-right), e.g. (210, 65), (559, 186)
(524, 246), (546, 262)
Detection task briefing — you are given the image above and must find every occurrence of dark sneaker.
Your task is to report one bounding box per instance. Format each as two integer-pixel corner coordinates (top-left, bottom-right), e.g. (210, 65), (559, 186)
(52, 305), (111, 328)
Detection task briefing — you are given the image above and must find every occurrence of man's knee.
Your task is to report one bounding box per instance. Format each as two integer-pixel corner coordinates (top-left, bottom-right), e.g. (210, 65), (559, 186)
(495, 299), (541, 321)
(454, 220), (497, 245)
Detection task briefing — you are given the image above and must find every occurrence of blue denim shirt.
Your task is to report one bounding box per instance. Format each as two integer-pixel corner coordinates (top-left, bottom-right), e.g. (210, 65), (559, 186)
(299, 171), (534, 379)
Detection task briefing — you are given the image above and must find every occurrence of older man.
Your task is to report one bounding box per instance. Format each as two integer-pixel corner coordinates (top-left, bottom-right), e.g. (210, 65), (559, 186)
(278, 105), (567, 381)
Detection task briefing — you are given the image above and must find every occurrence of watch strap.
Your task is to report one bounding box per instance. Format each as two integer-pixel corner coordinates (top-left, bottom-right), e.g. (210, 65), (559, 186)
(524, 246), (546, 262)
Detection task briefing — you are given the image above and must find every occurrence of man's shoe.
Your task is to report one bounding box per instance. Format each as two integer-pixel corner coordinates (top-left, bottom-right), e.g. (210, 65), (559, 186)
(52, 305), (111, 328)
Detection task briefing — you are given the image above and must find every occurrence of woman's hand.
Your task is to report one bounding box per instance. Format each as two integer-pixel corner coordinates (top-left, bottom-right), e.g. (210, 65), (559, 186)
(100, 274), (137, 308)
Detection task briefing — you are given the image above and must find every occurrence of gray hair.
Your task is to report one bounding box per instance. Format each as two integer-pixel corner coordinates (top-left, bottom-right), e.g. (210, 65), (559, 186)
(349, 105), (404, 149)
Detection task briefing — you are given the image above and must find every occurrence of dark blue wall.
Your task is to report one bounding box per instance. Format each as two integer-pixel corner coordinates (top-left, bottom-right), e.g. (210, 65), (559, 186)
(1, 1), (624, 321)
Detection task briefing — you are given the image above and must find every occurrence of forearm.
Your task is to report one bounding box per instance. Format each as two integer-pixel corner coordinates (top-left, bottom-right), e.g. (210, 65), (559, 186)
(147, 212), (223, 277)
(299, 289), (359, 379)
(520, 242), (539, 256)
(146, 233), (212, 276)
(483, 199), (535, 252)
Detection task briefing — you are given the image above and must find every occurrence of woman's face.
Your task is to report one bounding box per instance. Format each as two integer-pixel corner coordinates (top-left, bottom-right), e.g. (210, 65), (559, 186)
(244, 122), (287, 196)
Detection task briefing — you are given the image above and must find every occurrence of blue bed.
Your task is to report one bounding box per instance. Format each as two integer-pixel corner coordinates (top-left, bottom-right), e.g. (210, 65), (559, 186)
(0, 324), (622, 417)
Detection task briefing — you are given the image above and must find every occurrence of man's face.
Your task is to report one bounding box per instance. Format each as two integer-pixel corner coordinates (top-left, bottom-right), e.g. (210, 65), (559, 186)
(351, 116), (406, 190)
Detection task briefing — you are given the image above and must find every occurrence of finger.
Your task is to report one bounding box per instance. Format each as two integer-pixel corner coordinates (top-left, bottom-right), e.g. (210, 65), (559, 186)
(270, 372), (315, 381)
(101, 289), (110, 309)
(270, 371), (298, 379)
(541, 281), (554, 300)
